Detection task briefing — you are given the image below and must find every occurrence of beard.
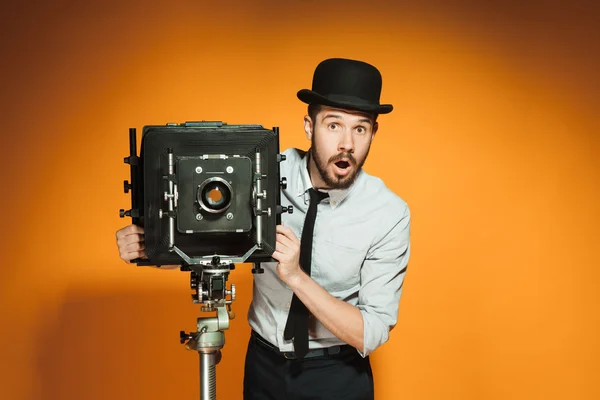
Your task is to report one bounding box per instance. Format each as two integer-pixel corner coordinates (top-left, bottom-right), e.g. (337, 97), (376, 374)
(309, 136), (370, 190)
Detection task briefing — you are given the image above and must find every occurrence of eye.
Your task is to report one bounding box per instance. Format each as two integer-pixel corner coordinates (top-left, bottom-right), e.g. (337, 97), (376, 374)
(328, 123), (338, 130)
(356, 126), (366, 134)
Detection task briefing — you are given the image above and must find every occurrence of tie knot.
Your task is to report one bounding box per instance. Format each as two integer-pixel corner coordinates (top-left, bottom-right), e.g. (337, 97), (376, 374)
(308, 188), (329, 204)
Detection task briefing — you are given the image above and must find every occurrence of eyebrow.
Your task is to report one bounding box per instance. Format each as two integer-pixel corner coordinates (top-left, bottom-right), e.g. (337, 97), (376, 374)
(321, 113), (373, 125)
(322, 113), (342, 121)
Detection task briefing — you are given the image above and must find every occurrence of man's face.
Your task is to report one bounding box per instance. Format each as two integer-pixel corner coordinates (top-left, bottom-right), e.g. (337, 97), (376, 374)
(304, 105), (378, 190)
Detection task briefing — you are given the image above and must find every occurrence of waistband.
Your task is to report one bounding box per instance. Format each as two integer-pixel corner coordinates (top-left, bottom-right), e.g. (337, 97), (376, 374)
(250, 330), (355, 360)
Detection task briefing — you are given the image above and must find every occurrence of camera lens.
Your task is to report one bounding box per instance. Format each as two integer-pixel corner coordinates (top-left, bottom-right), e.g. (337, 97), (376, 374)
(197, 178), (233, 214)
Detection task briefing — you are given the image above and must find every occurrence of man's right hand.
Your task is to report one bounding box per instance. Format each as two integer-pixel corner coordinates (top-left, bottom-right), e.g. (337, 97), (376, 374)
(116, 224), (145, 263)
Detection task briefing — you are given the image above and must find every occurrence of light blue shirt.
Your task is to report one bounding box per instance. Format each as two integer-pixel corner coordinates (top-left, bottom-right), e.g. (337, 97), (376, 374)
(247, 147), (411, 357)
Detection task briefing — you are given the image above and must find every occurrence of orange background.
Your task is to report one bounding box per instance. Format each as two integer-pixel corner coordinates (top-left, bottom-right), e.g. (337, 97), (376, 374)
(1, 1), (599, 399)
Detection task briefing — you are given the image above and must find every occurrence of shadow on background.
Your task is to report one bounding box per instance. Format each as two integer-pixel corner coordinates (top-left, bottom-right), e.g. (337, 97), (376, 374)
(35, 277), (254, 400)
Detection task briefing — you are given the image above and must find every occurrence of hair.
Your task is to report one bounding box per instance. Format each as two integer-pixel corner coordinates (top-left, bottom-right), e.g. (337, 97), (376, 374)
(308, 103), (378, 125)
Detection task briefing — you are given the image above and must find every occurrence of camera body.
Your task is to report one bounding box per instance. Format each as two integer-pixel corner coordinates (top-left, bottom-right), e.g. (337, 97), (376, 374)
(122, 121), (287, 267)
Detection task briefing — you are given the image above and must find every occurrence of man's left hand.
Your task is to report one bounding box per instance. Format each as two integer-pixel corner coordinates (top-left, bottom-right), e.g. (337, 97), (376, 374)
(272, 225), (303, 284)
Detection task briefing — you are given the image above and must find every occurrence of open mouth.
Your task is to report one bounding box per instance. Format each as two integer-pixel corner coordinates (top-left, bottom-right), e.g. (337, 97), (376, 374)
(334, 160), (351, 170)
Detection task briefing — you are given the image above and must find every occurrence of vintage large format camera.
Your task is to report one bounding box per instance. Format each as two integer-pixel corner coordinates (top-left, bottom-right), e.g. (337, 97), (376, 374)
(121, 121), (291, 266)
(120, 120), (292, 400)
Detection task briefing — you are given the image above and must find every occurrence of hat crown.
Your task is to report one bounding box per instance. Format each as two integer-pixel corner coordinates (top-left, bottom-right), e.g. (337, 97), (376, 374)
(297, 58), (393, 114)
(311, 58), (383, 103)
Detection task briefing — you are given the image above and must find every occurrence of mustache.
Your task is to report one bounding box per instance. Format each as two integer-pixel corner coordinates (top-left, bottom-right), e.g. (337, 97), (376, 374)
(328, 152), (356, 165)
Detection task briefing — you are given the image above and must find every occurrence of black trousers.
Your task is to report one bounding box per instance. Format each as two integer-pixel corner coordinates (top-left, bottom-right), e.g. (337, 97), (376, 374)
(243, 331), (374, 400)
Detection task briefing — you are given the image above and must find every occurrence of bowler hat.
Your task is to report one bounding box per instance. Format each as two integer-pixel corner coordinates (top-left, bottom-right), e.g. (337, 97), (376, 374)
(297, 58), (393, 114)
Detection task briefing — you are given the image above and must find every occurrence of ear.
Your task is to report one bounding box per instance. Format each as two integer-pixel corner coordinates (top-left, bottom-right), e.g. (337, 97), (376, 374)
(370, 121), (379, 142)
(304, 115), (313, 140)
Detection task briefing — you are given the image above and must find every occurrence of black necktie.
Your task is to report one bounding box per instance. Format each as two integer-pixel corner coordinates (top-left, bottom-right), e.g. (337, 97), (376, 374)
(284, 188), (329, 358)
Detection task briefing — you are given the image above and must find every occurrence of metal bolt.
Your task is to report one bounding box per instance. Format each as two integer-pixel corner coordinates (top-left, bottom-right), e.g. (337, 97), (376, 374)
(226, 166), (234, 173)
(159, 209), (163, 219)
(195, 166), (203, 174)
(196, 213), (203, 220)
(226, 213), (233, 220)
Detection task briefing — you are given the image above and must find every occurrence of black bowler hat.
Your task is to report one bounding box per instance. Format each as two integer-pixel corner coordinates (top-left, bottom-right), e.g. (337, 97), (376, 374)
(297, 58), (393, 114)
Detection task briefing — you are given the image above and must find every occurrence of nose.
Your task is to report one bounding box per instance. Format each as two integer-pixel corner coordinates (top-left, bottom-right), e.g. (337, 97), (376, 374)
(338, 129), (354, 153)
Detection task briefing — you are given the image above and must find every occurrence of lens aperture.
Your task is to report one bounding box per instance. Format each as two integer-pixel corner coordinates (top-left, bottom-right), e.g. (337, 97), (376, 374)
(198, 178), (232, 213)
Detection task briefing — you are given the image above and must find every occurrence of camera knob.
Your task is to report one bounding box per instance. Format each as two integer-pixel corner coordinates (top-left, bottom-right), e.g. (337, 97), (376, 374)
(119, 209), (139, 218)
(280, 177), (287, 189)
(277, 205), (293, 215)
(180, 331), (192, 344)
(252, 263), (265, 274)
(124, 180), (131, 193)
(277, 154), (287, 162)
(192, 288), (205, 303)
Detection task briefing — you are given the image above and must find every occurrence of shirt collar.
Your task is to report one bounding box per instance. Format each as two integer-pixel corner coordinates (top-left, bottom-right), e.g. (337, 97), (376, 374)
(296, 151), (355, 209)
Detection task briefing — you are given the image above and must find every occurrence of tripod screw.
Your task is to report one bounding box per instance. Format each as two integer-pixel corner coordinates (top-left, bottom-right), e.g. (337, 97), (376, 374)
(190, 272), (198, 289)
(179, 331), (192, 344)
(252, 263), (265, 274)
(229, 284), (236, 301)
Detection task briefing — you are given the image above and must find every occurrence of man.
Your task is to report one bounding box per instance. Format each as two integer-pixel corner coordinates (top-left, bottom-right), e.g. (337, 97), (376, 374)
(116, 58), (411, 399)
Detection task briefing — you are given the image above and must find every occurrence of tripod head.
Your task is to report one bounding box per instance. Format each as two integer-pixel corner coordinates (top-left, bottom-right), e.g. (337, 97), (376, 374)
(189, 257), (236, 313)
(180, 256), (237, 352)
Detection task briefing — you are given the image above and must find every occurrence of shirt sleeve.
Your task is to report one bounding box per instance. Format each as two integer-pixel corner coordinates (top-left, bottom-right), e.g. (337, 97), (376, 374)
(357, 203), (411, 357)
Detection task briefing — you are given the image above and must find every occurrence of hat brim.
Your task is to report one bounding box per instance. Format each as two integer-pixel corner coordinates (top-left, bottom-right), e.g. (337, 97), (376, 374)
(297, 89), (393, 114)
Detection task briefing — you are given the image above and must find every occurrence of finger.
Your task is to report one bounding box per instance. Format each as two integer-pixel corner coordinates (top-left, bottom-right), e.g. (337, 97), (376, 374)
(276, 225), (298, 241)
(276, 232), (295, 250)
(116, 224), (144, 240)
(271, 250), (284, 261)
(274, 241), (287, 256)
(121, 249), (145, 263)
(126, 224), (144, 235)
(120, 230), (143, 244)
(276, 224), (291, 234)
(117, 233), (144, 248)
(118, 240), (145, 262)
(123, 241), (145, 253)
